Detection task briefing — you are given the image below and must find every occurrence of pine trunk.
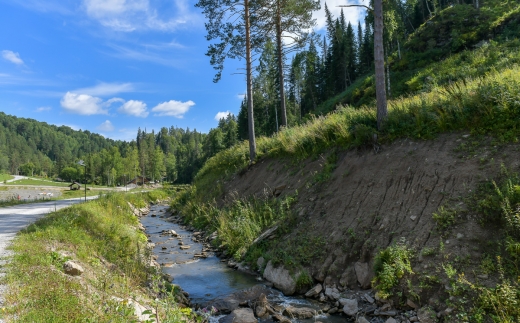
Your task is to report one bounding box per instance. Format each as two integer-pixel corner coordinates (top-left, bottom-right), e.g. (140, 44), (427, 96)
(276, 3), (288, 128)
(374, 0), (387, 131)
(245, 0), (257, 162)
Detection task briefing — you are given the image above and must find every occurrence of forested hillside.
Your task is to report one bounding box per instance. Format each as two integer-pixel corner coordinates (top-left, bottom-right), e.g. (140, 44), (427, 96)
(236, 0), (520, 137)
(0, 112), (239, 185)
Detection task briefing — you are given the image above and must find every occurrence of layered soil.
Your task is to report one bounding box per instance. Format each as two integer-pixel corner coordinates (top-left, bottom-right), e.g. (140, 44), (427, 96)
(221, 133), (517, 296)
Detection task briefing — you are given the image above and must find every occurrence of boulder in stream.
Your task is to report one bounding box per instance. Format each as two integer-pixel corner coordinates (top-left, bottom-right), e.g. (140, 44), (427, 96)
(283, 305), (316, 319)
(263, 260), (297, 295)
(219, 308), (257, 323)
(205, 284), (273, 314)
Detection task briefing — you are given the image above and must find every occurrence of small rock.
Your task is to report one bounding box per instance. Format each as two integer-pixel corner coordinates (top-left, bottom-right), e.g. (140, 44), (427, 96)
(407, 299), (419, 309)
(305, 284), (323, 298)
(385, 318), (397, 323)
(180, 245), (191, 250)
(324, 286), (340, 300)
(272, 314), (291, 323)
(364, 294), (375, 304)
(477, 274), (488, 279)
(410, 316), (419, 322)
(456, 233), (464, 239)
(328, 307), (338, 314)
(283, 306), (316, 319)
(417, 307), (438, 323)
(255, 294), (268, 317)
(63, 261), (84, 276)
(355, 262), (371, 289)
(410, 215), (417, 221)
(339, 298), (358, 316)
(257, 257), (265, 269)
(356, 317), (370, 323)
(219, 308), (257, 323)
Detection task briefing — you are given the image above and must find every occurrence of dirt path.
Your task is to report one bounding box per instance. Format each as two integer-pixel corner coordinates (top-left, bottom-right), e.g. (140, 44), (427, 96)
(0, 197), (97, 322)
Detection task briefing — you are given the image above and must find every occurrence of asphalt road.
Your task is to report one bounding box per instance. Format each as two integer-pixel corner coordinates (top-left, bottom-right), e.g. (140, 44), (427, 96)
(0, 196), (98, 319)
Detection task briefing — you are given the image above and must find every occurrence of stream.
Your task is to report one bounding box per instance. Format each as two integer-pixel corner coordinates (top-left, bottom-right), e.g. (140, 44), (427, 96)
(141, 204), (348, 323)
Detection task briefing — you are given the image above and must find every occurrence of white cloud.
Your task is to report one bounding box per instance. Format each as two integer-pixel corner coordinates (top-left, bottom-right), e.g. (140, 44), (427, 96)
(106, 43), (182, 67)
(2, 50), (24, 65)
(73, 82), (135, 96)
(314, 0), (365, 31)
(97, 120), (115, 132)
(215, 111), (232, 121)
(151, 100), (194, 118)
(5, 0), (74, 15)
(82, 0), (200, 32)
(60, 92), (108, 115)
(118, 100), (149, 117)
(36, 107), (52, 112)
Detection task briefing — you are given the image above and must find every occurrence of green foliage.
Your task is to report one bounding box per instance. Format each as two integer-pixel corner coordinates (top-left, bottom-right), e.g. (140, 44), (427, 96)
(172, 192), (296, 260)
(197, 65), (520, 198)
(432, 205), (457, 230)
(295, 270), (313, 291)
(0, 173), (13, 182)
(312, 152), (338, 184)
(3, 193), (164, 321)
(373, 242), (414, 299)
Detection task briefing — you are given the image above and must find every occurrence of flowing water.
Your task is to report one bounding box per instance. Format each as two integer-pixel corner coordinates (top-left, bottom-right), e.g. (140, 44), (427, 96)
(141, 204), (348, 323)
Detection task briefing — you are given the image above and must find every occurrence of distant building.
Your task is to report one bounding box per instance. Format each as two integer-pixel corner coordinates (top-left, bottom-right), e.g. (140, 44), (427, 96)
(68, 181), (82, 190)
(127, 176), (151, 186)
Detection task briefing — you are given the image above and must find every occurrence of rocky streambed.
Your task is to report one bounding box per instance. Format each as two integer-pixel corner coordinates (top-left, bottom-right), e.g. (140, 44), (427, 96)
(140, 204), (429, 323)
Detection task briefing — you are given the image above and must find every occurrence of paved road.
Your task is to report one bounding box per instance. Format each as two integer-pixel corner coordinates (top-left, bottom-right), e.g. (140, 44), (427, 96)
(0, 196), (98, 319)
(1, 176), (27, 184)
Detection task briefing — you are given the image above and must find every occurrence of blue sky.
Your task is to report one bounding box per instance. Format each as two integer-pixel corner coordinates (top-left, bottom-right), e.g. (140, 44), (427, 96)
(0, 0), (363, 141)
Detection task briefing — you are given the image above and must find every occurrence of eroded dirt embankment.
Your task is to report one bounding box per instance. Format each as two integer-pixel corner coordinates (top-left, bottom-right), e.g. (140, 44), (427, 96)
(222, 133), (518, 289)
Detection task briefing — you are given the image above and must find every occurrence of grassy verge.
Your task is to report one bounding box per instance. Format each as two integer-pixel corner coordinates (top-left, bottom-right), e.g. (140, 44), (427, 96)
(1, 190), (197, 323)
(0, 190), (108, 208)
(0, 174), (13, 182)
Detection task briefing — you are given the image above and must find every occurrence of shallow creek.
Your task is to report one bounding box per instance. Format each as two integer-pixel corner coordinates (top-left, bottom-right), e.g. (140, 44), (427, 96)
(141, 204), (347, 323)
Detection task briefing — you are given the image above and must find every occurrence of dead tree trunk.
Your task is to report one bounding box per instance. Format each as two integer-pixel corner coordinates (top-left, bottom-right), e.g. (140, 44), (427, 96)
(245, 0), (257, 162)
(374, 0), (388, 130)
(276, 1), (288, 128)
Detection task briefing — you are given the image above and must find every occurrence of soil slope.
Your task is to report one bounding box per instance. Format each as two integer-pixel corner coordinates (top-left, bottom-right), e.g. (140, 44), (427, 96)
(222, 133), (515, 294)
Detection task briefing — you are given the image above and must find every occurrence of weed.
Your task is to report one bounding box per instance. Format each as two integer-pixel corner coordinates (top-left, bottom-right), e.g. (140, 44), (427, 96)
(421, 247), (437, 257)
(433, 205), (458, 230)
(295, 270), (313, 291)
(373, 242), (414, 299)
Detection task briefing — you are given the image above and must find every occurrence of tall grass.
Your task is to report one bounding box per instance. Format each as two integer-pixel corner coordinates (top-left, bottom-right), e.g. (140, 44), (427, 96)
(172, 188), (295, 260)
(196, 66), (520, 196)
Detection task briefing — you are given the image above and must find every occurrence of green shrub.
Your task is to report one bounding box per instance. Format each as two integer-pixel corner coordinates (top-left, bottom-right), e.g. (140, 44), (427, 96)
(373, 243), (414, 299)
(432, 206), (457, 230)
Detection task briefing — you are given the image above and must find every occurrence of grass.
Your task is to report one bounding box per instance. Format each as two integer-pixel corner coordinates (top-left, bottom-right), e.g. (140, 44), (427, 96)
(317, 0), (520, 112)
(0, 174), (13, 182)
(195, 64), (520, 198)
(0, 189), (196, 322)
(172, 187), (297, 261)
